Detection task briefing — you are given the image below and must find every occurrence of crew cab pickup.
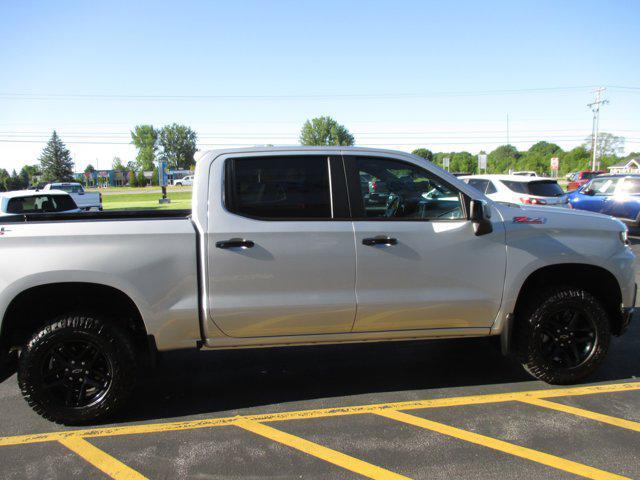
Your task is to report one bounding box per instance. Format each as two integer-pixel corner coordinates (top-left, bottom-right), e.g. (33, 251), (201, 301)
(42, 182), (102, 211)
(0, 147), (635, 424)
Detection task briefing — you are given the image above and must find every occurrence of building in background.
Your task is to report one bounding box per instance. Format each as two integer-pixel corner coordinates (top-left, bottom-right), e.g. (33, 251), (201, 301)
(608, 158), (640, 175)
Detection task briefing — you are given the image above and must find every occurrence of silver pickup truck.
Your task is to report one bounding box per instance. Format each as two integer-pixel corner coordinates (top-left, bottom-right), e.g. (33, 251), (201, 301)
(42, 182), (102, 211)
(0, 147), (635, 424)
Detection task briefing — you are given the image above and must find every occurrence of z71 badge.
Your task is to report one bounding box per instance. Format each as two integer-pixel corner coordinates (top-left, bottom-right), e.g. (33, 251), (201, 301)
(513, 216), (547, 224)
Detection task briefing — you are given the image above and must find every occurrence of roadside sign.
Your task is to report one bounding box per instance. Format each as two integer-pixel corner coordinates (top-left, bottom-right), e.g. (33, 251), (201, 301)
(478, 154), (487, 170)
(443, 157), (450, 170)
(550, 157), (559, 170)
(158, 160), (168, 187)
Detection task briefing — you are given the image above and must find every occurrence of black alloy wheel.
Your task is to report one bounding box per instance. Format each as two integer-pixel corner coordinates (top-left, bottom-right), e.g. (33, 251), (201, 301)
(514, 287), (611, 385)
(18, 315), (136, 424)
(534, 308), (597, 370)
(41, 339), (113, 409)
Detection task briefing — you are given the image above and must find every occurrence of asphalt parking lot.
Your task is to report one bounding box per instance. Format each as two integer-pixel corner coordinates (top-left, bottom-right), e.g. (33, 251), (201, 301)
(1, 232), (640, 479)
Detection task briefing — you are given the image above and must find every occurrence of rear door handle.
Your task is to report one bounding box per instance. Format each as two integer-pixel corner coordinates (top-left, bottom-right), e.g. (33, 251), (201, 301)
(216, 238), (255, 249)
(362, 236), (398, 246)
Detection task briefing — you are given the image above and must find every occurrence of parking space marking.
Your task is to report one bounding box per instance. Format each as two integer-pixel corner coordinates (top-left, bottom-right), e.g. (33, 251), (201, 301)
(0, 382), (638, 447)
(375, 409), (629, 480)
(58, 437), (148, 480)
(519, 398), (640, 432)
(235, 418), (410, 480)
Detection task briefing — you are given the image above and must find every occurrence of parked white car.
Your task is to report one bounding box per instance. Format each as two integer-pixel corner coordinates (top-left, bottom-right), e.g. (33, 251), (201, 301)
(461, 174), (568, 207)
(42, 182), (102, 211)
(0, 190), (80, 216)
(173, 175), (194, 186)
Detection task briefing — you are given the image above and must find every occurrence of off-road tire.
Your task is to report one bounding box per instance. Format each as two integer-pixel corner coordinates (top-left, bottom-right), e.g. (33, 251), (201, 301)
(513, 287), (610, 384)
(18, 315), (136, 425)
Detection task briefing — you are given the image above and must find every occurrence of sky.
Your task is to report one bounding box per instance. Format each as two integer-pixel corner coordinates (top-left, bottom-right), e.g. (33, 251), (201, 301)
(1, 0), (639, 173)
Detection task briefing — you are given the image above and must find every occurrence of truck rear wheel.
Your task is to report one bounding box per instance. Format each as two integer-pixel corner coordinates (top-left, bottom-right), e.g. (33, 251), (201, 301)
(18, 315), (136, 425)
(514, 286), (610, 384)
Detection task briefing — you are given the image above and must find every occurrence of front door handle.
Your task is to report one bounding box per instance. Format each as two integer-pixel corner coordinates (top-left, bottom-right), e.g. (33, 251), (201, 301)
(216, 238), (255, 249)
(362, 236), (398, 246)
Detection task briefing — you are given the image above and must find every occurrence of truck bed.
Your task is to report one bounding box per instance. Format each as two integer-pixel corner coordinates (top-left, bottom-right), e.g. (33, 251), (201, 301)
(0, 209), (192, 223)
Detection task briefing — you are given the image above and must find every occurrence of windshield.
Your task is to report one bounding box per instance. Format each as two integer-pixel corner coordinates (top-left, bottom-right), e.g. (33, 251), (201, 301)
(502, 180), (564, 197)
(55, 184), (84, 193)
(582, 172), (601, 181)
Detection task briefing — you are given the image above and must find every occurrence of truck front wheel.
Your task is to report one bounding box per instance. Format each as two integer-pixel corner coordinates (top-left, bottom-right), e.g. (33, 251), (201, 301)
(514, 287), (610, 384)
(18, 315), (136, 425)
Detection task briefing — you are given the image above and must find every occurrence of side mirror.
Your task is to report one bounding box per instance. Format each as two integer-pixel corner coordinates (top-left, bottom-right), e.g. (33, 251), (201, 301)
(470, 199), (493, 236)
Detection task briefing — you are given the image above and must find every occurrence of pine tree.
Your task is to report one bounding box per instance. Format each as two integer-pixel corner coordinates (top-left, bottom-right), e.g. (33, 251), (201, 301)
(39, 131), (75, 182)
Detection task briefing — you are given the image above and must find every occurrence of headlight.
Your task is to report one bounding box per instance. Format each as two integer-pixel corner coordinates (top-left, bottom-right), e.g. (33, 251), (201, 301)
(620, 228), (629, 246)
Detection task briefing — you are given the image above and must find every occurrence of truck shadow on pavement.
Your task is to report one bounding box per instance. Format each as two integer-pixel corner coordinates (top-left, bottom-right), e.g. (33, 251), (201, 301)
(114, 317), (640, 424)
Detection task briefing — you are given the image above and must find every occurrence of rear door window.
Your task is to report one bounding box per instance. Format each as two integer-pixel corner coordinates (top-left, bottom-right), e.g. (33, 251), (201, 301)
(501, 181), (528, 194)
(226, 156), (332, 219)
(619, 178), (640, 195)
(466, 179), (489, 193)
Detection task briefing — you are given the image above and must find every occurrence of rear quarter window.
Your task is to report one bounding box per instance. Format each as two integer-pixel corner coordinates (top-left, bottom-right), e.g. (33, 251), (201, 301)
(5, 194), (77, 214)
(526, 181), (564, 197)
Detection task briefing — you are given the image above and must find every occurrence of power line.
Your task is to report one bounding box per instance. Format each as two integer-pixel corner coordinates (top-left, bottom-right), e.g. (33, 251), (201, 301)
(0, 85), (611, 101)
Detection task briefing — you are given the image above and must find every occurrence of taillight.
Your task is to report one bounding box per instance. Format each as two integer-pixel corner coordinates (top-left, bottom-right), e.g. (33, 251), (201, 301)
(371, 181), (377, 192)
(520, 197), (547, 205)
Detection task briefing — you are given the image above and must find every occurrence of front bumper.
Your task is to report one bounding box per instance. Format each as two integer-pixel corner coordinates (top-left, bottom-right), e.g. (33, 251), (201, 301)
(620, 307), (636, 335)
(620, 284), (637, 335)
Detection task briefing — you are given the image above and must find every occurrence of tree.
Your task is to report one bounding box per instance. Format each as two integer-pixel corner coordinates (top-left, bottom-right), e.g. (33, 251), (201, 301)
(158, 124), (198, 169)
(112, 156), (126, 171)
(412, 148), (434, 162)
(9, 170), (23, 190)
(19, 165), (39, 188)
(137, 171), (146, 187)
(39, 131), (75, 182)
(128, 170), (136, 187)
(299, 116), (354, 146)
(131, 125), (158, 171)
(84, 164), (95, 173)
(487, 145), (520, 173)
(0, 169), (10, 192)
(583, 132), (625, 158)
(559, 146), (591, 175)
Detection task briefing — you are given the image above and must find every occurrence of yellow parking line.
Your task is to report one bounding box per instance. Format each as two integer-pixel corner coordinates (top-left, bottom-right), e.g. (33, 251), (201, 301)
(235, 417), (409, 480)
(58, 437), (148, 480)
(0, 382), (638, 447)
(520, 398), (640, 432)
(376, 410), (629, 480)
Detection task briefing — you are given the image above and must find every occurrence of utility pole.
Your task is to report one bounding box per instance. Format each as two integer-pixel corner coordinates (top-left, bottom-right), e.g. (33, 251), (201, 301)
(506, 114), (510, 145)
(588, 87), (609, 171)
